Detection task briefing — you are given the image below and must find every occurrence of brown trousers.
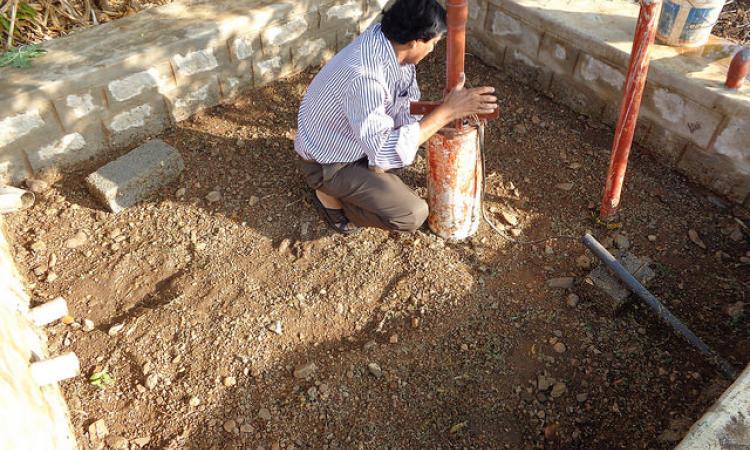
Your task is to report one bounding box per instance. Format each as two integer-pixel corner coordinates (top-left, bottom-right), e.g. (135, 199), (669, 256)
(298, 158), (428, 232)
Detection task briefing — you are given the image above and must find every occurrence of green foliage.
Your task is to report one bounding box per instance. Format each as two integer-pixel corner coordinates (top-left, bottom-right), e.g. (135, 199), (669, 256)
(89, 369), (115, 389)
(0, 44), (46, 68)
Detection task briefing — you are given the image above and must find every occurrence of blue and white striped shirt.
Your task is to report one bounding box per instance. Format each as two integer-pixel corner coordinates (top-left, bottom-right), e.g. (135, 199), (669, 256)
(295, 24), (422, 170)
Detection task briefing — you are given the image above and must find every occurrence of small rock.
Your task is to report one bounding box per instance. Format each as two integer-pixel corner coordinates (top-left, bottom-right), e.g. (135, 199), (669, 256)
(544, 423), (559, 440)
(45, 272), (58, 283)
(175, 187), (186, 197)
(553, 342), (566, 353)
(575, 255), (591, 269)
(206, 191), (222, 203)
(411, 317), (420, 328)
(729, 228), (744, 242)
(363, 340), (377, 351)
(555, 183), (574, 191)
(568, 162), (582, 170)
(510, 228), (522, 237)
(368, 362), (383, 378)
(223, 376), (236, 387)
(223, 419), (238, 434)
(248, 195), (259, 206)
(293, 362), (317, 379)
(64, 231), (88, 249)
(30, 240), (47, 253)
(145, 373), (158, 390)
(550, 382), (567, 398)
(537, 375), (555, 391)
(88, 419), (109, 441)
(614, 234), (630, 250)
(688, 229), (706, 249)
(188, 396), (201, 407)
(25, 178), (49, 193)
(278, 239), (291, 254)
(106, 436), (129, 450)
(514, 124), (527, 134)
(576, 393), (588, 403)
(240, 424), (254, 433)
(108, 323), (124, 336)
(83, 319), (95, 332)
(566, 294), (579, 307)
(132, 437), (151, 448)
(501, 211), (519, 226)
(648, 234), (657, 242)
(268, 320), (283, 335)
(258, 407), (272, 421)
(547, 277), (575, 289)
(335, 303), (345, 315)
(389, 334), (399, 344)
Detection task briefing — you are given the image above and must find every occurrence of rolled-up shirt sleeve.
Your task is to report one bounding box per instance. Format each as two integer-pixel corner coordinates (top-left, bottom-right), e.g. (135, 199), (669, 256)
(342, 76), (420, 169)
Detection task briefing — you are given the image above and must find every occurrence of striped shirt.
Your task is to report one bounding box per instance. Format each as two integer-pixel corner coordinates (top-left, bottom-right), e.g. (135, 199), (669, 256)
(294, 23), (422, 170)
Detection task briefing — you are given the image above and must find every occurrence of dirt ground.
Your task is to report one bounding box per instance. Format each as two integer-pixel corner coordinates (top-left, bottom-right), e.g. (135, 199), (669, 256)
(6, 44), (750, 449)
(716, 0), (750, 46)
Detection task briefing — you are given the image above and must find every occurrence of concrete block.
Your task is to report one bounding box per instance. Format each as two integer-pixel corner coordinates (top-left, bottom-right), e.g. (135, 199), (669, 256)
(230, 33), (261, 63)
(677, 145), (750, 204)
(219, 74), (251, 102)
(0, 109), (48, 148)
(487, 7), (540, 60)
(261, 14), (312, 49)
(164, 76), (222, 122)
(85, 139), (184, 213)
(105, 100), (171, 149)
(253, 49), (295, 87)
(641, 85), (722, 149)
(586, 252), (655, 306)
(0, 149), (31, 185)
(641, 125), (689, 166)
(292, 31), (337, 70)
(26, 123), (107, 172)
(600, 102), (651, 146)
(321, 1), (363, 30)
(573, 54), (625, 102)
(503, 47), (552, 92)
(548, 75), (605, 120)
(467, 0), (488, 32)
(538, 33), (579, 77)
(105, 63), (175, 105)
(366, 0), (393, 15)
(337, 25), (360, 51)
(52, 90), (106, 130)
(467, 33), (506, 70)
(710, 115), (750, 169)
(171, 47), (229, 84)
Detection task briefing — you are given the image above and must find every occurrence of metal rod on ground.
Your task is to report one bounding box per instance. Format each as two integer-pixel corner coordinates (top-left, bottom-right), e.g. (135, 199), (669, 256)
(725, 47), (750, 90)
(582, 234), (737, 380)
(599, 0), (661, 219)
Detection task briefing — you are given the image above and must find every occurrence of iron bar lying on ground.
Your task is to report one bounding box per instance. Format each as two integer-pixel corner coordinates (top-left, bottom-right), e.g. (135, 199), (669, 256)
(599, 0), (661, 219)
(582, 233), (737, 380)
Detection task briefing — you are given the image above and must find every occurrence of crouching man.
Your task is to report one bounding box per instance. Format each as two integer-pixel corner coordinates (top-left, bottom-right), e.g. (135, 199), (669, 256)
(295, 0), (497, 234)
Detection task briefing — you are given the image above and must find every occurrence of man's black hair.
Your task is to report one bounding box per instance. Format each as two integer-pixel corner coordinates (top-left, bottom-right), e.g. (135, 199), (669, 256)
(380, 0), (447, 44)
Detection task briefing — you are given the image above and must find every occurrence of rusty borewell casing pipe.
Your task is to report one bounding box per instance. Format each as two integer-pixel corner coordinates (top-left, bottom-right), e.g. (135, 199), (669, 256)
(427, 126), (483, 240)
(426, 0), (483, 240)
(725, 47), (750, 90)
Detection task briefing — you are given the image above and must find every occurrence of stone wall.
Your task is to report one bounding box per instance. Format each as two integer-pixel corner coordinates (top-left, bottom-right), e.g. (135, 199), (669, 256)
(0, 0), (386, 185)
(466, 0), (750, 208)
(0, 216), (77, 449)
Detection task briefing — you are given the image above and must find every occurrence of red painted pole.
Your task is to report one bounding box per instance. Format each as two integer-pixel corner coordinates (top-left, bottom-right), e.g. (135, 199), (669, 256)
(599, 0), (661, 219)
(445, 0), (469, 129)
(725, 47), (750, 90)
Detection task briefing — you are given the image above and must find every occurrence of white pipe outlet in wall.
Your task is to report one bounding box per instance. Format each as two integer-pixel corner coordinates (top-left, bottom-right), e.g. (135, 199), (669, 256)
(29, 297), (69, 326)
(0, 186), (35, 214)
(30, 353), (81, 386)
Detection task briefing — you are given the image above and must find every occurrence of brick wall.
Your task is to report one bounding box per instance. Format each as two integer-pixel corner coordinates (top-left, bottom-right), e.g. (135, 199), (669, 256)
(0, 0), (386, 185)
(0, 216), (77, 450)
(466, 0), (750, 208)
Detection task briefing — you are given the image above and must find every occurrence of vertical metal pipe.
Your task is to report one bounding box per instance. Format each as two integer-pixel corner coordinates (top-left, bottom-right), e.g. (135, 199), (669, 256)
(445, 0), (468, 94)
(599, 0), (661, 219)
(725, 47), (750, 90)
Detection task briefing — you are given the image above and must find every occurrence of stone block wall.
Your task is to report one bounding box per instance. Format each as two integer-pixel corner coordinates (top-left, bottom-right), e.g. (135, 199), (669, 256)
(0, 0), (387, 185)
(0, 216), (77, 449)
(466, 0), (750, 208)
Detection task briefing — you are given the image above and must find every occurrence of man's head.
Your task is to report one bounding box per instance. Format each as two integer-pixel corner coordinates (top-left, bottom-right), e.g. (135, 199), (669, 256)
(381, 0), (447, 65)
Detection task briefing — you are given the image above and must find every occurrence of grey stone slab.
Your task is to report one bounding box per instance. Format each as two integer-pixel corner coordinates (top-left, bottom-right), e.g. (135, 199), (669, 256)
(587, 252), (655, 305)
(85, 139), (184, 213)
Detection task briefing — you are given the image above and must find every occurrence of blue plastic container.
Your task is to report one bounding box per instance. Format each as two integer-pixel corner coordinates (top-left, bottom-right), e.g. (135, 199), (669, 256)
(656, 0), (725, 47)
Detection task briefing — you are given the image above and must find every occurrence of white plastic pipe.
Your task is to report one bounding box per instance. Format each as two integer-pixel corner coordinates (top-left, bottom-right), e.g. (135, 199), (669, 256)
(29, 297), (69, 326)
(0, 186), (35, 214)
(30, 353), (80, 386)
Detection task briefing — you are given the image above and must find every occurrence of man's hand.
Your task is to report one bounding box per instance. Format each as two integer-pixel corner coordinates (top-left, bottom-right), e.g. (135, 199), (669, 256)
(442, 72), (497, 121)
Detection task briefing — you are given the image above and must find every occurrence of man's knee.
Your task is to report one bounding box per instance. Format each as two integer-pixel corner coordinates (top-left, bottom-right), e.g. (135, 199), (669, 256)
(387, 197), (428, 232)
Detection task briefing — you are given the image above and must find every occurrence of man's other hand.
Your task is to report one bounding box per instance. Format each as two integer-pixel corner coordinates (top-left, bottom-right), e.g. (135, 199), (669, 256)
(442, 72), (497, 121)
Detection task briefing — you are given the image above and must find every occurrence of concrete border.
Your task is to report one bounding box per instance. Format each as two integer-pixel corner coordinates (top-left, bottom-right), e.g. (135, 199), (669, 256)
(466, 0), (750, 208)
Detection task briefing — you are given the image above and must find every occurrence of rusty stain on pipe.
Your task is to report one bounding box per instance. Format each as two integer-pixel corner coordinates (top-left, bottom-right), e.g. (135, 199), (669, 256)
(427, 126), (482, 240)
(725, 47), (750, 90)
(599, 0), (661, 219)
